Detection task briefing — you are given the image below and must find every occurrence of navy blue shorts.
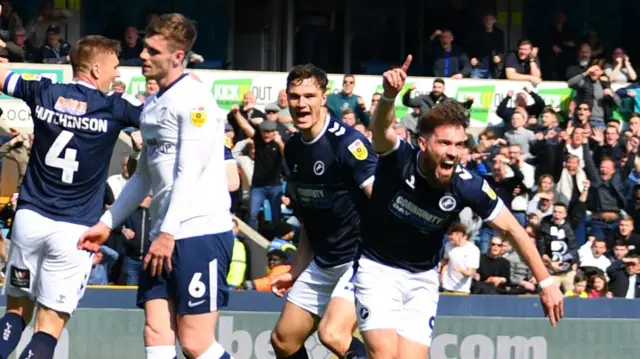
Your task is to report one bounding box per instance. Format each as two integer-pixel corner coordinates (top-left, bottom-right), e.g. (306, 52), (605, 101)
(136, 231), (234, 314)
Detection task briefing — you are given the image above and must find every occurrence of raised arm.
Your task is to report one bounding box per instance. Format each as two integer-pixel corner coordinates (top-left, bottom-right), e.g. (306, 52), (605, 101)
(371, 55), (413, 154)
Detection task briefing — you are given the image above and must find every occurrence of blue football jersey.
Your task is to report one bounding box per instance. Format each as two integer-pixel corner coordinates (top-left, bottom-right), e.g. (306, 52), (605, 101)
(3, 72), (142, 226)
(285, 117), (377, 267)
(362, 140), (503, 273)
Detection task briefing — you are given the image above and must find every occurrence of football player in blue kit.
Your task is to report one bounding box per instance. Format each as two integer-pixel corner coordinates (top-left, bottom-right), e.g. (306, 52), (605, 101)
(353, 55), (565, 358)
(269, 64), (376, 359)
(0, 26), (142, 359)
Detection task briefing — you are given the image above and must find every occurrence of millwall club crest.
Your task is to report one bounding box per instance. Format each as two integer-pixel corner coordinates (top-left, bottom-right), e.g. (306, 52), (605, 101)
(439, 195), (457, 212)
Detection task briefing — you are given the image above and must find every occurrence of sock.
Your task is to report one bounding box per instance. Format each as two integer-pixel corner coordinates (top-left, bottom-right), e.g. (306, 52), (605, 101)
(195, 342), (232, 359)
(18, 332), (57, 359)
(0, 312), (26, 359)
(283, 347), (309, 359)
(145, 345), (177, 359)
(343, 337), (366, 359)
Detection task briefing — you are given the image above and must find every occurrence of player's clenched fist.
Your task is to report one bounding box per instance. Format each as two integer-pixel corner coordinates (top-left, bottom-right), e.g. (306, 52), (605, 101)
(270, 271), (294, 297)
(77, 222), (111, 253)
(382, 54), (413, 99)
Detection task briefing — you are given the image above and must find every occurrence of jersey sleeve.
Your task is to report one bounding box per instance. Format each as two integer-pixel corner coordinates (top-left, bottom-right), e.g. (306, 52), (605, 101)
(111, 93), (143, 128)
(338, 132), (377, 189)
(376, 137), (414, 176)
(159, 90), (221, 236)
(457, 168), (504, 222)
(3, 72), (52, 105)
(101, 145), (152, 228)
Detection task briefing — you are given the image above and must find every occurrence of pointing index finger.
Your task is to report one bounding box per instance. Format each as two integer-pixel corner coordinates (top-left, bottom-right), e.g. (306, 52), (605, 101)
(401, 54), (413, 73)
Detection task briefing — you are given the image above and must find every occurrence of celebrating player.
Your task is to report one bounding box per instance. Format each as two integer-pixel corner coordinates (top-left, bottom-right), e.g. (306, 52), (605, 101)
(269, 64), (376, 359)
(0, 16), (142, 359)
(353, 55), (564, 358)
(78, 14), (234, 359)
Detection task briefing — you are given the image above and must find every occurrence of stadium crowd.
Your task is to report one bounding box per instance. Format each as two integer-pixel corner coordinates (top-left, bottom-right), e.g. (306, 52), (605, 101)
(0, 1), (639, 300)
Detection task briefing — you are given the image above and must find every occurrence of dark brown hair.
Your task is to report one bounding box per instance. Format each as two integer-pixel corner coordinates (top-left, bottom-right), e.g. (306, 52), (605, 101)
(146, 13), (197, 53)
(286, 64), (328, 92)
(418, 99), (469, 136)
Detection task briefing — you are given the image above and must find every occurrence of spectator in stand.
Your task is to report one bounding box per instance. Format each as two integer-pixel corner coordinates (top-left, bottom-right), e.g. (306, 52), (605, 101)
(427, 29), (471, 78)
(325, 74), (369, 124)
(607, 255), (640, 298)
(554, 153), (590, 245)
(87, 245), (120, 285)
(25, 0), (72, 49)
(584, 29), (605, 60)
(39, 24), (70, 64)
(591, 124), (626, 167)
(119, 193), (152, 286)
(472, 236), (510, 295)
(477, 154), (523, 252)
(588, 273), (612, 298)
(341, 108), (356, 127)
(400, 106), (420, 141)
(606, 217), (640, 256)
(496, 86), (546, 132)
(264, 103), (294, 143)
(505, 224), (539, 295)
(467, 12), (504, 79)
(537, 202), (578, 291)
(104, 155), (132, 207)
(567, 60), (621, 128)
(612, 241), (630, 262)
(564, 272), (588, 298)
(135, 78), (159, 103)
(367, 92), (381, 119)
(579, 238), (612, 275)
(585, 156), (632, 239)
(227, 92), (266, 142)
(508, 144), (535, 225)
(2, 27), (36, 63)
(0, 1), (23, 40)
(542, 11), (576, 81)
(110, 80), (126, 94)
(565, 43), (593, 80)
(439, 223), (480, 295)
(505, 111), (536, 159)
(0, 132), (31, 191)
(605, 48), (637, 84)
(231, 105), (284, 231)
(272, 89), (293, 125)
(504, 39), (542, 84)
(119, 25), (142, 66)
(527, 176), (554, 216)
(402, 80), (473, 119)
(241, 249), (290, 292)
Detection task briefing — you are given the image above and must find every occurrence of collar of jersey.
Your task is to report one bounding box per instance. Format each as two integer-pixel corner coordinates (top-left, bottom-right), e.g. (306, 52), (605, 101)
(156, 73), (189, 98)
(416, 152), (429, 179)
(301, 113), (331, 145)
(70, 80), (97, 90)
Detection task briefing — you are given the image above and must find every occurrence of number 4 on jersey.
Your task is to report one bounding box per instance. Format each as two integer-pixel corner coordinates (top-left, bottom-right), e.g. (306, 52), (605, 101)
(45, 130), (79, 184)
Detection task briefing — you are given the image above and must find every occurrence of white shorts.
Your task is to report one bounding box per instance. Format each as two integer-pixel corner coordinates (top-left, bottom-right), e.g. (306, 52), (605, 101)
(354, 256), (440, 347)
(2, 209), (94, 314)
(286, 259), (355, 317)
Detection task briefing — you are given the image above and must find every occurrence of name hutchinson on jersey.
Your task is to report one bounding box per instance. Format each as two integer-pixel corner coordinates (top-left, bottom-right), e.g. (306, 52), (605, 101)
(390, 193), (445, 229)
(34, 105), (108, 133)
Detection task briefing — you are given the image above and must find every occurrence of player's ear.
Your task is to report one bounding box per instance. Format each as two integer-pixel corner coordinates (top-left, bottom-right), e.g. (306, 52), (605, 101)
(90, 62), (100, 80)
(417, 135), (428, 152)
(321, 90), (327, 106)
(173, 49), (185, 68)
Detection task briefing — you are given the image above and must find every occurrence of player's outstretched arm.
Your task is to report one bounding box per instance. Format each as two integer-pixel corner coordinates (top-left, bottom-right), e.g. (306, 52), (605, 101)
(159, 98), (218, 237)
(489, 208), (564, 326)
(101, 145), (152, 229)
(370, 55), (412, 154)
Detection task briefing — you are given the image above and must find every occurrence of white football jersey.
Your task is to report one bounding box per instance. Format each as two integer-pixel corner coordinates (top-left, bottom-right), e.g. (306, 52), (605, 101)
(102, 74), (232, 240)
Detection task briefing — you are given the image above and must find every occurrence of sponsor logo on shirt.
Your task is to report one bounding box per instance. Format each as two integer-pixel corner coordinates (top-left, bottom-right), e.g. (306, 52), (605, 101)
(347, 139), (368, 161)
(54, 97), (88, 116)
(482, 180), (497, 200)
(190, 106), (206, 127)
(21, 73), (41, 81)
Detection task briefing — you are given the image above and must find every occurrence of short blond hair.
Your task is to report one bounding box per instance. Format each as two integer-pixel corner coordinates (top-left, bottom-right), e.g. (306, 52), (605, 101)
(70, 35), (121, 75)
(146, 13), (197, 53)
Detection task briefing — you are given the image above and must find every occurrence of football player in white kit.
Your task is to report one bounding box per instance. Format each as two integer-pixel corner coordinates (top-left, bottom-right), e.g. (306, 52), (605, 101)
(79, 14), (235, 359)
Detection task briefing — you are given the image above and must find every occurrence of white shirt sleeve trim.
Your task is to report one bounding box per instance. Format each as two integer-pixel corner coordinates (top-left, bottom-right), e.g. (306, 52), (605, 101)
(378, 136), (402, 157)
(483, 199), (505, 223)
(358, 175), (375, 189)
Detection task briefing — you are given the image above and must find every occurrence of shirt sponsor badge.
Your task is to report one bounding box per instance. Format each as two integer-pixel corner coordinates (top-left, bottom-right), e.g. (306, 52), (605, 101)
(482, 180), (497, 200)
(348, 139), (368, 161)
(190, 106), (206, 127)
(21, 73), (41, 81)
